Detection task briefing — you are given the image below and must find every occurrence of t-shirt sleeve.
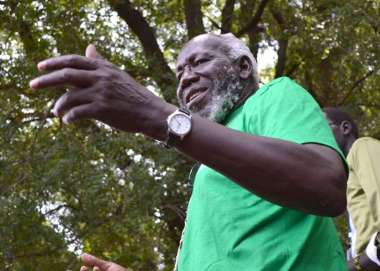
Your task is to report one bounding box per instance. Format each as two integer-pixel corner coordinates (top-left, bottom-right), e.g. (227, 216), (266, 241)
(244, 77), (346, 162)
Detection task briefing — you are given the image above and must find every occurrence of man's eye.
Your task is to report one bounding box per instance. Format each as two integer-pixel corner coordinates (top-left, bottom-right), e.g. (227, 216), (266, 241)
(177, 72), (183, 80)
(195, 59), (208, 66)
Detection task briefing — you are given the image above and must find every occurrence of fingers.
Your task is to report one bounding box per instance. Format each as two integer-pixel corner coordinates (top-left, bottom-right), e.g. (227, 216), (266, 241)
(29, 68), (96, 89)
(80, 265), (100, 271)
(62, 102), (98, 124)
(86, 44), (102, 59)
(81, 253), (111, 270)
(37, 54), (99, 72)
(53, 87), (94, 117)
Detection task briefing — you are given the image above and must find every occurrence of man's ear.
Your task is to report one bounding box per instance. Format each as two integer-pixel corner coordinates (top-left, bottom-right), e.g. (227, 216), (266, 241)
(340, 120), (352, 136)
(237, 56), (253, 80)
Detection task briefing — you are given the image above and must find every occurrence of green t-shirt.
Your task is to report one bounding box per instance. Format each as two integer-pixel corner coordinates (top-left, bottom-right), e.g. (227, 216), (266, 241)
(177, 77), (347, 271)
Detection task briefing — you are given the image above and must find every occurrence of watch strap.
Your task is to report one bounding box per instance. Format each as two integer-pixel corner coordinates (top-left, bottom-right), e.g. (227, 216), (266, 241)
(178, 108), (191, 115)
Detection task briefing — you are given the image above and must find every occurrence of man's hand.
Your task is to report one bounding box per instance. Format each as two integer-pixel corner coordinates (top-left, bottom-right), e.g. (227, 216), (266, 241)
(80, 253), (128, 271)
(29, 45), (175, 139)
(348, 256), (380, 271)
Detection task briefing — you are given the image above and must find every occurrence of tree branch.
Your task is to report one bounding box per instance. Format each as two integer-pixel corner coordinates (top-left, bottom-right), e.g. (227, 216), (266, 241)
(0, 174), (26, 196)
(236, 0), (271, 37)
(356, 103), (380, 110)
(183, 0), (205, 39)
(162, 204), (186, 221)
(0, 83), (16, 92)
(271, 10), (288, 78)
(221, 0), (236, 33)
(42, 204), (76, 216)
(304, 70), (322, 105)
(205, 15), (222, 31)
(285, 62), (301, 77)
(338, 69), (376, 105)
(271, 8), (285, 25)
(275, 39), (288, 78)
(108, 0), (177, 103)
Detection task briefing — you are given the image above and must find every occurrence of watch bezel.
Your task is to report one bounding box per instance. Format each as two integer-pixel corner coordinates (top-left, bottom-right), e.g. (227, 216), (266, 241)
(167, 110), (192, 137)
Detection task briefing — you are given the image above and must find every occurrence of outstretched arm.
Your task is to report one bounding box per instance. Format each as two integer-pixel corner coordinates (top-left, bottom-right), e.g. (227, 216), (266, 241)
(173, 116), (346, 216)
(30, 46), (346, 216)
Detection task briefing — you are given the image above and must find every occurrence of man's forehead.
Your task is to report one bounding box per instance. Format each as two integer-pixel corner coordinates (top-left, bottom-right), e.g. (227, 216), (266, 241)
(177, 35), (225, 62)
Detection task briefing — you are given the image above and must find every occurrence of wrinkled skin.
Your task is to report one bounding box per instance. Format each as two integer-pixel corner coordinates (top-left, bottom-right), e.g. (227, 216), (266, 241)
(175, 35), (249, 122)
(30, 45), (175, 140)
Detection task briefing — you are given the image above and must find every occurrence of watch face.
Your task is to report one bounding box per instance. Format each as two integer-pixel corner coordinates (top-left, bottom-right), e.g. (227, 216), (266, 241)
(169, 113), (191, 135)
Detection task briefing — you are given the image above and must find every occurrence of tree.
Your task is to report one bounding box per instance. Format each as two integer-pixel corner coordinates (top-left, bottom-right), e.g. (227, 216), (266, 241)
(0, 0), (379, 270)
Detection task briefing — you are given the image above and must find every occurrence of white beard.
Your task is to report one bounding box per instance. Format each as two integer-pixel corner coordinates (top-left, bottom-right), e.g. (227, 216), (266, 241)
(197, 73), (245, 123)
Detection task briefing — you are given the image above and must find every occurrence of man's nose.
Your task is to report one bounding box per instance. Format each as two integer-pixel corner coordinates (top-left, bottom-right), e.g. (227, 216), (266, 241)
(180, 66), (200, 89)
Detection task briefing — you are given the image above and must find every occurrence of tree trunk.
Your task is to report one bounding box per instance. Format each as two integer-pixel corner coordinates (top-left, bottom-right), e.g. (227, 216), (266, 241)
(109, 0), (177, 103)
(221, 0), (236, 33)
(183, 0), (205, 39)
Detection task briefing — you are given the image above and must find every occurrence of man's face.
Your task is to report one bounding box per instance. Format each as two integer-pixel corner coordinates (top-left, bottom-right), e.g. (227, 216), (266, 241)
(176, 35), (245, 123)
(325, 114), (345, 151)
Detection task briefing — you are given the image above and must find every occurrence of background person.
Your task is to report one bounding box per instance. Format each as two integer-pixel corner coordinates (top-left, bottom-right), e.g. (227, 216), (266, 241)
(325, 107), (380, 271)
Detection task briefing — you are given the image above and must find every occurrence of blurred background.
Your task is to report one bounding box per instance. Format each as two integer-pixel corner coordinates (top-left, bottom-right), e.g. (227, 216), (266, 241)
(0, 0), (379, 270)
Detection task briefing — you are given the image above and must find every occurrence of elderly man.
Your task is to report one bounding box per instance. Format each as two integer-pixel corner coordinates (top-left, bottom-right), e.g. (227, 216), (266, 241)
(30, 33), (347, 271)
(325, 107), (380, 271)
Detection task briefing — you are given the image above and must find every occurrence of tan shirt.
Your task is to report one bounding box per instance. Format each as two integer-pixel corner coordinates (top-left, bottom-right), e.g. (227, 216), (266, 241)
(347, 137), (380, 255)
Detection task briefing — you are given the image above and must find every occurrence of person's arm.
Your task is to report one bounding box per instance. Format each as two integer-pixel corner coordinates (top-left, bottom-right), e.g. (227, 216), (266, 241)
(29, 46), (346, 216)
(347, 232), (380, 270)
(161, 114), (346, 216)
(348, 251), (380, 271)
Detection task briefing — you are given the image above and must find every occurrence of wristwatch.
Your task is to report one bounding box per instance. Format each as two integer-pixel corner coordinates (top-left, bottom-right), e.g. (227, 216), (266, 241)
(165, 108), (192, 148)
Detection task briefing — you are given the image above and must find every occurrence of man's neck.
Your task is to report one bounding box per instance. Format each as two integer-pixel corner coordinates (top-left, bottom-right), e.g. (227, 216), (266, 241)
(344, 136), (358, 157)
(233, 82), (259, 110)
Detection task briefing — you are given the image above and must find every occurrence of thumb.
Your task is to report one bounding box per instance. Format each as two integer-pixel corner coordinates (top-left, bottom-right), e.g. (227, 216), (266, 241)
(85, 44), (102, 59)
(81, 253), (110, 270)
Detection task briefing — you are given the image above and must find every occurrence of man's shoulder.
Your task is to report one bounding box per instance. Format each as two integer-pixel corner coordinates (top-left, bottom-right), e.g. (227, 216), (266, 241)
(349, 137), (380, 160)
(353, 137), (380, 147)
(252, 76), (306, 99)
(351, 137), (380, 150)
(266, 76), (302, 89)
(265, 76), (294, 85)
(244, 76), (311, 108)
(346, 137), (380, 178)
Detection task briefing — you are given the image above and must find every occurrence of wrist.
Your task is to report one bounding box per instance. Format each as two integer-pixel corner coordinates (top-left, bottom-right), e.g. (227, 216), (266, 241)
(165, 108), (192, 148)
(354, 256), (362, 271)
(142, 96), (177, 141)
(364, 232), (380, 267)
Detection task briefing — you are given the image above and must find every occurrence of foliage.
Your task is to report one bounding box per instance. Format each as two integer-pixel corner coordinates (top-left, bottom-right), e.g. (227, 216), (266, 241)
(0, 0), (379, 270)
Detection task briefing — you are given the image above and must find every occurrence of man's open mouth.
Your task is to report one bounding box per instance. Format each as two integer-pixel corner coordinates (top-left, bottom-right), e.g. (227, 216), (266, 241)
(185, 87), (208, 107)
